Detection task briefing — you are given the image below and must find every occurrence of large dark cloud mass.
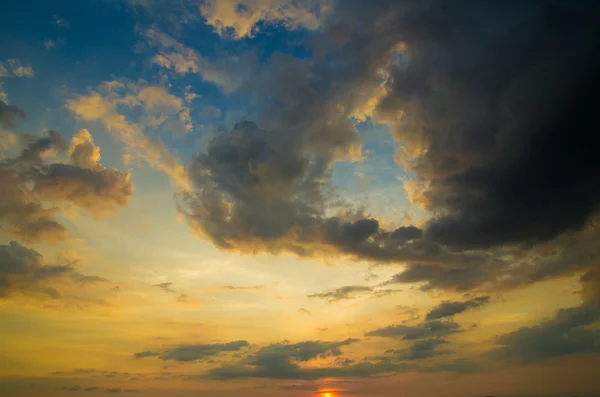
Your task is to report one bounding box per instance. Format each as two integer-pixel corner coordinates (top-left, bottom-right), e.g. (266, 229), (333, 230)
(174, 0), (600, 301)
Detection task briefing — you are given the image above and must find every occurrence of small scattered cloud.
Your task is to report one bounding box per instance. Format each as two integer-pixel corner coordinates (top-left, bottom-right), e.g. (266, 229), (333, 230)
(365, 320), (462, 340)
(133, 340), (250, 362)
(298, 308), (312, 315)
(0, 59), (35, 78)
(425, 296), (490, 320)
(132, 351), (160, 359)
(53, 15), (69, 28)
(152, 282), (175, 293)
(308, 284), (401, 303)
(207, 285), (265, 292)
(44, 38), (65, 49)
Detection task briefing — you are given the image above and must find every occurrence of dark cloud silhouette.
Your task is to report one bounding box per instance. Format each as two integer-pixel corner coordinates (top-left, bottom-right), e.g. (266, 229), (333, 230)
(385, 339), (451, 361)
(205, 338), (414, 380)
(308, 284), (402, 302)
(132, 351), (160, 359)
(487, 303), (600, 363)
(134, 340), (249, 362)
(366, 320), (461, 340)
(425, 296), (490, 320)
(308, 285), (373, 302)
(152, 282), (175, 292)
(0, 241), (105, 299)
(84, 387), (100, 392)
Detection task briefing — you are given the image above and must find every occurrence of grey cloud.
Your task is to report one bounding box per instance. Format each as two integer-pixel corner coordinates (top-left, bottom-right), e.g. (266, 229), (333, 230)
(106, 388), (121, 393)
(308, 284), (402, 302)
(361, 0), (600, 248)
(169, 0), (600, 300)
(84, 387), (100, 392)
(385, 339), (451, 361)
(0, 100), (26, 130)
(152, 282), (175, 292)
(132, 351), (160, 359)
(365, 320), (461, 340)
(425, 296), (490, 320)
(139, 340), (250, 362)
(204, 338), (416, 380)
(57, 385), (81, 391)
(1, 129), (133, 242)
(487, 303), (600, 363)
(308, 286), (373, 302)
(0, 241), (70, 298)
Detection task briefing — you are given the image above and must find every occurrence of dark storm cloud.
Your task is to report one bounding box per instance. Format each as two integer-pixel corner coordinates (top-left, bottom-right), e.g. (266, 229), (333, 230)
(365, 320), (461, 340)
(170, 0), (600, 301)
(361, 0), (600, 248)
(487, 303), (600, 363)
(134, 340), (250, 362)
(425, 296), (490, 320)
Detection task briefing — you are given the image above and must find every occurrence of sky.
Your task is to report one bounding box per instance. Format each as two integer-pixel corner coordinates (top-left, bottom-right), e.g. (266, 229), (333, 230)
(1, 1), (599, 396)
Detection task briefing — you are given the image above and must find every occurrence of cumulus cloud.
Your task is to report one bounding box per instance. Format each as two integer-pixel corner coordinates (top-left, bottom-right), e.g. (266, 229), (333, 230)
(200, 0), (330, 39)
(141, 26), (258, 92)
(0, 127), (133, 241)
(425, 296), (490, 320)
(171, 0), (600, 304)
(67, 82), (189, 189)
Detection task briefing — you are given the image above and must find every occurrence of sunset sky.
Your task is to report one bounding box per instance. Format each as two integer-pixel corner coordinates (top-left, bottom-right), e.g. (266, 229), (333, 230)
(1, 1), (599, 396)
